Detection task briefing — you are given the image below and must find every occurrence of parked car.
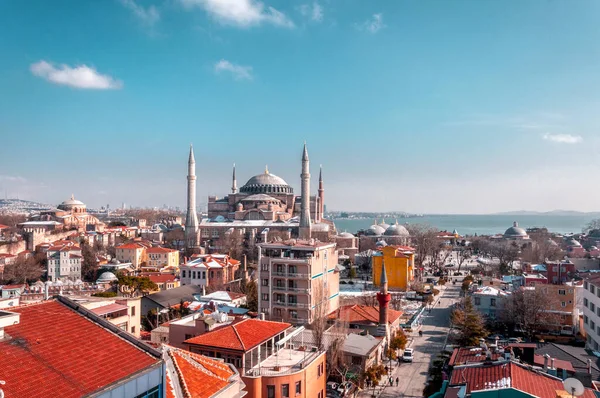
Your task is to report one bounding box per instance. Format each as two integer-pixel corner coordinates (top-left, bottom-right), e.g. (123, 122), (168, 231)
(403, 348), (414, 362)
(507, 337), (523, 343)
(336, 382), (355, 396)
(445, 264), (454, 268)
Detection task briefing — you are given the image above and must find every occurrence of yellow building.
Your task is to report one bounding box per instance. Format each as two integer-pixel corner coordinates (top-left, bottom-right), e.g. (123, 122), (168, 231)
(372, 245), (415, 290)
(115, 242), (149, 269)
(146, 247), (180, 271)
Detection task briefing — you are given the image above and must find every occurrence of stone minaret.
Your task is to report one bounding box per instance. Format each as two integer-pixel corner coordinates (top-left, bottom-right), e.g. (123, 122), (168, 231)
(318, 165), (324, 222)
(231, 163), (237, 194)
(299, 143), (312, 240)
(377, 261), (391, 326)
(185, 145), (199, 250)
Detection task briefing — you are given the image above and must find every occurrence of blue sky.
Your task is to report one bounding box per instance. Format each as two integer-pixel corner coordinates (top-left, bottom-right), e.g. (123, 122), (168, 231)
(1, 0), (600, 213)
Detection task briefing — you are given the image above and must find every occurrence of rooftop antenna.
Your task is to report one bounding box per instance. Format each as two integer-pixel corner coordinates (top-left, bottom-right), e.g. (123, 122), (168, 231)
(563, 378), (585, 398)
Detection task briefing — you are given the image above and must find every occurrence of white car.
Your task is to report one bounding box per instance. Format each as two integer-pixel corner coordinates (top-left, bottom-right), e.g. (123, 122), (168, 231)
(402, 348), (414, 362)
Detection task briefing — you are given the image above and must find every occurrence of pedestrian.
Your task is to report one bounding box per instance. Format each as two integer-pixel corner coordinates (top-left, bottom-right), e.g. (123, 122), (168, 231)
(389, 377), (393, 386)
(395, 377), (399, 387)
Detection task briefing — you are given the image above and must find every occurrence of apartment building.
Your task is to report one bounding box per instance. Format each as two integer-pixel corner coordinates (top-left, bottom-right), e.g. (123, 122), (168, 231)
(115, 242), (150, 269)
(146, 247), (179, 270)
(258, 240), (340, 325)
(46, 241), (82, 281)
(582, 275), (600, 350)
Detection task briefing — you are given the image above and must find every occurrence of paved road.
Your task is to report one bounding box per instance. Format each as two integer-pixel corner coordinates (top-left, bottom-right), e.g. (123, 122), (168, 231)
(358, 281), (462, 398)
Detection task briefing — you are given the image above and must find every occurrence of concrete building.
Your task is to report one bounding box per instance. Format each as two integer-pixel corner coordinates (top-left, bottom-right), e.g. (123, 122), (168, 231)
(333, 232), (359, 263)
(46, 241), (82, 282)
(372, 245), (415, 290)
(146, 247), (179, 271)
(258, 240), (340, 325)
(71, 296), (142, 337)
(581, 275), (600, 349)
(472, 286), (509, 320)
(180, 254), (241, 288)
(141, 284), (204, 316)
(115, 242), (149, 269)
(341, 333), (384, 375)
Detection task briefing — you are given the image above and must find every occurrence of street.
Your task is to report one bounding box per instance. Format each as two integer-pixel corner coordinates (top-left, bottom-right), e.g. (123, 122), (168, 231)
(358, 279), (461, 397)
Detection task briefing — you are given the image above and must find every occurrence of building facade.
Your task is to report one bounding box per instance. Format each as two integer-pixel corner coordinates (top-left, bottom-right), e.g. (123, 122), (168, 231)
(46, 241), (82, 281)
(146, 247), (179, 270)
(115, 242), (149, 269)
(258, 241), (340, 325)
(180, 254), (241, 288)
(372, 245), (415, 290)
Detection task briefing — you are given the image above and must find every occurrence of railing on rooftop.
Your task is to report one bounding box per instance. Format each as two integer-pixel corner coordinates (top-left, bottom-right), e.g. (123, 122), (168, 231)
(242, 349), (320, 377)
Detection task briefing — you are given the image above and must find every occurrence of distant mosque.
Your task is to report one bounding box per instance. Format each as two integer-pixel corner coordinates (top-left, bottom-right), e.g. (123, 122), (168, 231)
(184, 143), (336, 252)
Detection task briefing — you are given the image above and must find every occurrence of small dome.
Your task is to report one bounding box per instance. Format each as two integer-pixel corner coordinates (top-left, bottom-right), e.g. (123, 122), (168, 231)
(338, 232), (355, 238)
(503, 221), (528, 238)
(567, 239), (581, 247)
(384, 222), (410, 237)
(365, 225), (386, 236)
(378, 219), (390, 229)
(375, 240), (388, 247)
(97, 272), (117, 283)
(214, 215), (226, 222)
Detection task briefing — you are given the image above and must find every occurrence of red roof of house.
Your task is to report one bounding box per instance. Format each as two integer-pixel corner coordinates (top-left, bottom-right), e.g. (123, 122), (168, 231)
(90, 303), (129, 316)
(116, 242), (147, 250)
(0, 253), (16, 258)
(449, 361), (596, 397)
(533, 354), (575, 372)
(147, 274), (177, 284)
(329, 304), (403, 325)
(0, 284), (26, 290)
(147, 247), (177, 254)
(448, 347), (503, 366)
(0, 300), (158, 398)
(0, 224), (10, 230)
(166, 346), (235, 398)
(184, 318), (291, 352)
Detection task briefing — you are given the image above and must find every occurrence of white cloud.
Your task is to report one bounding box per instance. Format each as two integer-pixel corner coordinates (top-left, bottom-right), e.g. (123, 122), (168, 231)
(30, 61), (123, 90)
(214, 59), (253, 80)
(542, 133), (582, 144)
(0, 175), (27, 182)
(119, 0), (160, 25)
(356, 13), (385, 34)
(299, 2), (323, 22)
(180, 0), (294, 28)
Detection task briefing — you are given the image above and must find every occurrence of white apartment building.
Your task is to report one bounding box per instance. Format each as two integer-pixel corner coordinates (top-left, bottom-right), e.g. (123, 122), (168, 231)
(258, 240), (340, 325)
(582, 275), (600, 350)
(46, 241), (82, 281)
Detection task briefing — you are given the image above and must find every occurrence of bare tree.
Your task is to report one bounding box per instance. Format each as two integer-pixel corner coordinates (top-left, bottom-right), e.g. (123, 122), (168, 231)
(310, 282), (331, 350)
(406, 224), (439, 276)
(326, 318), (350, 384)
(456, 247), (471, 273)
(498, 287), (562, 338)
(2, 255), (44, 284)
(222, 231), (245, 260)
(583, 219), (600, 234)
(521, 231), (562, 264)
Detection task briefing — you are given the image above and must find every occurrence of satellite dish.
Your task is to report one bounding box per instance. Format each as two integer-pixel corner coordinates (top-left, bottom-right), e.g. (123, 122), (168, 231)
(563, 378), (585, 397)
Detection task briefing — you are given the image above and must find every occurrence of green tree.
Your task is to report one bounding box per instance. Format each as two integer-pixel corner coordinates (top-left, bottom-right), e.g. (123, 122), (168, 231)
(242, 280), (258, 312)
(117, 272), (158, 297)
(451, 296), (488, 346)
(348, 266), (357, 280)
(390, 332), (408, 351)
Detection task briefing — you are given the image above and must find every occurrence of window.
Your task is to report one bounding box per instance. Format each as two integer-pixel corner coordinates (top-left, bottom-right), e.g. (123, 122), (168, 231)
(585, 281), (589, 290)
(184, 334), (194, 340)
(558, 289), (566, 295)
(561, 302), (566, 308)
(585, 298), (589, 307)
(261, 263), (268, 271)
(192, 271), (197, 279)
(131, 306), (136, 316)
(585, 315), (589, 324)
(553, 266), (558, 272)
(592, 303), (596, 312)
(474, 297), (481, 305)
(591, 321), (596, 331)
(295, 381), (301, 395)
(182, 270), (186, 278)
(597, 308), (600, 317)
(131, 326), (136, 334)
(210, 271), (214, 279)
(352, 356), (362, 365)
(490, 298), (496, 307)
(202, 271), (206, 279)
(262, 294), (269, 301)
(282, 384), (289, 398)
(318, 362), (324, 377)
(262, 279), (269, 286)
(267, 385), (275, 398)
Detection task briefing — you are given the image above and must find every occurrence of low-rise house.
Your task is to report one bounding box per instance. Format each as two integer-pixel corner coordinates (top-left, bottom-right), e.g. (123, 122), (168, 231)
(524, 273), (548, 286)
(144, 273), (180, 291)
(46, 241), (82, 281)
(115, 242), (150, 269)
(141, 284), (203, 315)
(341, 333), (384, 374)
(471, 286), (510, 320)
(180, 254), (240, 288)
(545, 260), (576, 284)
(71, 296), (142, 337)
(199, 290), (247, 306)
(0, 284), (26, 299)
(329, 304), (403, 337)
(146, 247), (179, 271)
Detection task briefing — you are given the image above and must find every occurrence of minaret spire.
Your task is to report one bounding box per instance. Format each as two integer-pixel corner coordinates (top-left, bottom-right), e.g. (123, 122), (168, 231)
(231, 163), (237, 194)
(299, 143), (312, 239)
(376, 260), (391, 335)
(318, 165), (324, 222)
(185, 145), (200, 250)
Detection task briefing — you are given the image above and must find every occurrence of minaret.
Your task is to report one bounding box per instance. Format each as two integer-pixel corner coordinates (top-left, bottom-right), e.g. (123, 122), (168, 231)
(185, 145), (199, 250)
(318, 165), (324, 222)
(299, 143), (312, 240)
(231, 163), (237, 194)
(375, 260), (391, 341)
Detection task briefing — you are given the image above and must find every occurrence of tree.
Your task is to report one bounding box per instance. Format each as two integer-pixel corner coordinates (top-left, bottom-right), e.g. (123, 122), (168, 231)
(223, 231), (244, 260)
(326, 318), (350, 388)
(241, 280), (258, 312)
(348, 266), (357, 280)
(451, 296), (488, 346)
(310, 282), (330, 350)
(390, 331), (408, 351)
(584, 219), (600, 234)
(81, 242), (98, 281)
(406, 224), (439, 277)
(461, 275), (474, 292)
(117, 273), (158, 297)
(498, 287), (561, 338)
(1, 255), (44, 284)
(456, 247), (472, 273)
(363, 363), (386, 394)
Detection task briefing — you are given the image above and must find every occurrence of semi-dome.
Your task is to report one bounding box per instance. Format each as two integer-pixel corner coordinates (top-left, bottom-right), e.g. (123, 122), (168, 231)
(375, 239), (388, 247)
(338, 232), (355, 238)
(384, 222), (410, 237)
(365, 224), (386, 236)
(503, 222), (528, 238)
(96, 271), (118, 283)
(240, 168), (293, 194)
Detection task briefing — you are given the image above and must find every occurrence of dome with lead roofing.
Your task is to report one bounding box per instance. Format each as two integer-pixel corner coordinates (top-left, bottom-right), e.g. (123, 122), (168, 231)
(240, 168), (293, 194)
(384, 222), (410, 237)
(365, 225), (386, 236)
(503, 221), (528, 238)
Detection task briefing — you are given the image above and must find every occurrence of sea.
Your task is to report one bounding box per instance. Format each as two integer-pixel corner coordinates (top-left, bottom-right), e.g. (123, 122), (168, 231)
(332, 214), (595, 236)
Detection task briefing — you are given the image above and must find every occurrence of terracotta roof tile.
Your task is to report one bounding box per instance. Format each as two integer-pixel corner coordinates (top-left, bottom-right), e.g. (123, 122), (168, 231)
(185, 318), (291, 352)
(0, 300), (158, 398)
(116, 243), (146, 250)
(147, 247), (178, 254)
(448, 347), (503, 366)
(329, 304), (403, 325)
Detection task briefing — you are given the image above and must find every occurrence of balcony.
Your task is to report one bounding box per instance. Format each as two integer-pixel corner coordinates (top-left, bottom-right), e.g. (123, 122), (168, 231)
(287, 287), (311, 294)
(272, 271), (286, 277)
(287, 272), (309, 279)
(272, 285), (288, 292)
(286, 302), (310, 308)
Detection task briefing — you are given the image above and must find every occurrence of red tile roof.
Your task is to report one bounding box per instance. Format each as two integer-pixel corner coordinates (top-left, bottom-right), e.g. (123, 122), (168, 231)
(185, 318), (291, 352)
(448, 347), (503, 366)
(329, 305), (403, 325)
(0, 224), (10, 229)
(147, 274), (178, 284)
(147, 247), (177, 254)
(0, 300), (159, 398)
(90, 303), (129, 316)
(449, 361), (596, 397)
(166, 346), (235, 398)
(117, 242), (147, 250)
(533, 354), (575, 372)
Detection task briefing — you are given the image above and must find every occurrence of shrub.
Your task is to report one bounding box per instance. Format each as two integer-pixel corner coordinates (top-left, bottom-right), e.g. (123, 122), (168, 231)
(432, 289), (440, 296)
(92, 291), (117, 298)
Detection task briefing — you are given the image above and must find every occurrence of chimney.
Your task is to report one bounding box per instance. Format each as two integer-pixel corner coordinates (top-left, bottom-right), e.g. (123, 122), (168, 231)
(588, 359), (592, 374)
(544, 353), (550, 370)
(551, 357), (555, 370)
(260, 313), (265, 320)
(44, 282), (49, 300)
(202, 285), (206, 296)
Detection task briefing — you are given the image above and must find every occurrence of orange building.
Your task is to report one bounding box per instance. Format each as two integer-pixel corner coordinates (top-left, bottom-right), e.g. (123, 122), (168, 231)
(184, 318), (327, 398)
(372, 245), (415, 290)
(115, 242), (150, 269)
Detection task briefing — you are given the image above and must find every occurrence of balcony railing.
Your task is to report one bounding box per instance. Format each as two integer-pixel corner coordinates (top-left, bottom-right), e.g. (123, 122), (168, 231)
(286, 302), (310, 308)
(272, 271), (286, 277)
(287, 287), (311, 293)
(287, 272), (309, 278)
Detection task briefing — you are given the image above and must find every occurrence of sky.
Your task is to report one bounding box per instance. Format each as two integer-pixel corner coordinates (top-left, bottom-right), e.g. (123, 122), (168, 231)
(1, 0), (600, 214)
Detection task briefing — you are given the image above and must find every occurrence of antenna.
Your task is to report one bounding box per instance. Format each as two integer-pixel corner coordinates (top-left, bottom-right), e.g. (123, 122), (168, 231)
(563, 378), (585, 398)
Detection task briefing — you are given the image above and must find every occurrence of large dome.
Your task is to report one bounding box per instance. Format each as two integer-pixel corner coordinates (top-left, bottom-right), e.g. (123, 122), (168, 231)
(58, 194), (86, 210)
(96, 272), (117, 283)
(365, 224), (386, 236)
(240, 168), (293, 194)
(384, 222), (410, 237)
(503, 222), (528, 238)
